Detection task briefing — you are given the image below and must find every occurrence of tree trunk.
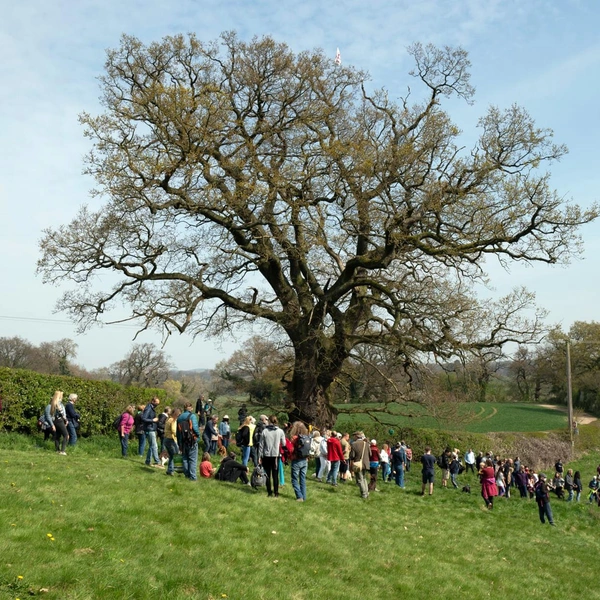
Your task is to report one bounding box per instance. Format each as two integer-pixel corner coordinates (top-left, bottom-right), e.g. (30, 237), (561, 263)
(286, 345), (341, 429)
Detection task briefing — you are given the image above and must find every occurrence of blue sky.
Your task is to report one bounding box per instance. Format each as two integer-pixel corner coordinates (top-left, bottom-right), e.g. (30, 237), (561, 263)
(1, 0), (599, 371)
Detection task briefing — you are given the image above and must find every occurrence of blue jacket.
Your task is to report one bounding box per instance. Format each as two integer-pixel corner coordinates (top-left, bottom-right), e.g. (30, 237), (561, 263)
(141, 403), (158, 432)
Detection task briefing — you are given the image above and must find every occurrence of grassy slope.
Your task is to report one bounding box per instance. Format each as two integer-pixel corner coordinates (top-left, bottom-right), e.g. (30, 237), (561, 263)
(335, 402), (568, 432)
(1, 434), (600, 600)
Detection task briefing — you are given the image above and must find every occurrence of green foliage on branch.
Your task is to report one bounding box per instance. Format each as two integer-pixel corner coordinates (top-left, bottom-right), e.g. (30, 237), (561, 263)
(0, 367), (165, 435)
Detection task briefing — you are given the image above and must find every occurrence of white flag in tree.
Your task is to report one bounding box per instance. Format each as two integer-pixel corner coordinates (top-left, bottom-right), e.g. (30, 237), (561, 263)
(335, 48), (341, 65)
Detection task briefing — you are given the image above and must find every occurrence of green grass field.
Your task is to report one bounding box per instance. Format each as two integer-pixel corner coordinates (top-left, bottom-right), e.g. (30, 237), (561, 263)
(335, 402), (569, 432)
(1, 432), (600, 600)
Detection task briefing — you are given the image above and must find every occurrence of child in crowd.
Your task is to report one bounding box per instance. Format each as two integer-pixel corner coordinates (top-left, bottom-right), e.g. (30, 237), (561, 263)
(200, 452), (215, 478)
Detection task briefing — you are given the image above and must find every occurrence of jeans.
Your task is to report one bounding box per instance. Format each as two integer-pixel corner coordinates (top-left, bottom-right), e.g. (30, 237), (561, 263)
(291, 459), (307, 500)
(202, 435), (211, 454)
(182, 442), (198, 480)
(241, 445), (251, 467)
(137, 433), (146, 456)
(538, 501), (554, 524)
(567, 488), (574, 502)
(120, 433), (129, 457)
(318, 458), (330, 481)
(222, 436), (230, 450)
(314, 456), (321, 476)
(327, 460), (340, 485)
(145, 431), (159, 465)
(251, 446), (259, 467)
(450, 473), (459, 488)
(67, 422), (78, 446)
(164, 438), (179, 474)
(380, 463), (390, 482)
(394, 464), (405, 488)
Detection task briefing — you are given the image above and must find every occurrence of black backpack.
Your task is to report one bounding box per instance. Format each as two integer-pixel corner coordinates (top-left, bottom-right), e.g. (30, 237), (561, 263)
(235, 428), (245, 446)
(295, 434), (312, 458)
(112, 414), (123, 431)
(178, 416), (198, 448)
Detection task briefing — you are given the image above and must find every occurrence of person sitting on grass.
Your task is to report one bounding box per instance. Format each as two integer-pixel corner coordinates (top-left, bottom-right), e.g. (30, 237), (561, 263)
(200, 452), (216, 478)
(216, 452), (250, 485)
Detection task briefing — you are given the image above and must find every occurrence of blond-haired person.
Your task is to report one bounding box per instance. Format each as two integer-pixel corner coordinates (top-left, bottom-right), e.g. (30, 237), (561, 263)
(44, 390), (68, 455)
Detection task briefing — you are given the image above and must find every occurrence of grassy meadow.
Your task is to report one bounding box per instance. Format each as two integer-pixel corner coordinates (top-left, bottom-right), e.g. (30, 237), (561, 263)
(1, 432), (600, 600)
(334, 402), (569, 433)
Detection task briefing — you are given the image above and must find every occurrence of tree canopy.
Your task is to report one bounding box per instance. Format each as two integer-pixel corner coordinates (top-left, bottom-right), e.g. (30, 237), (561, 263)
(38, 32), (597, 426)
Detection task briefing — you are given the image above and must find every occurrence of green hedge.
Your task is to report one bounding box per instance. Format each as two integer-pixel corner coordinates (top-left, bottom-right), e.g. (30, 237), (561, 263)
(0, 367), (165, 436)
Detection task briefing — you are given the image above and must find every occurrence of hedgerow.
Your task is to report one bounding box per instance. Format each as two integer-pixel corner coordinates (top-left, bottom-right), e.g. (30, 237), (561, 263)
(0, 367), (165, 435)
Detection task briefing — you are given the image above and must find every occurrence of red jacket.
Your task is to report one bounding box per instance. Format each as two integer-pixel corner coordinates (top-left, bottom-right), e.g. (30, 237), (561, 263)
(327, 436), (344, 462)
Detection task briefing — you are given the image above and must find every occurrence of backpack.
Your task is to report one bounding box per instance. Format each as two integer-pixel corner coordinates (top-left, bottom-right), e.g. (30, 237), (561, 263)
(235, 428), (245, 446)
(295, 434), (312, 459)
(178, 415), (198, 448)
(112, 414), (123, 431)
(157, 413), (168, 435)
(251, 466), (266, 489)
(535, 483), (545, 501)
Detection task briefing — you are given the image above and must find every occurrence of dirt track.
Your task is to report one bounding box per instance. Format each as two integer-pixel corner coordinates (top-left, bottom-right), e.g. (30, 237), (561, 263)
(538, 404), (597, 425)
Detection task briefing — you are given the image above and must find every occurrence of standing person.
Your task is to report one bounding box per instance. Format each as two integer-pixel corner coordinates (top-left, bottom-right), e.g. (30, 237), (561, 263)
(420, 446), (436, 496)
(177, 402), (200, 480)
(554, 459), (564, 475)
(310, 430), (322, 478)
(514, 465), (529, 498)
(289, 421), (309, 501)
(504, 459), (514, 499)
(405, 445), (413, 472)
(340, 432), (352, 482)
(440, 447), (451, 488)
(565, 469), (575, 502)
(258, 415), (286, 498)
(134, 405), (146, 457)
(236, 416), (252, 467)
(118, 405), (135, 457)
(195, 395), (206, 427)
(163, 408), (180, 476)
(157, 406), (170, 453)
(317, 430), (331, 482)
(237, 403), (247, 426)
(574, 471), (583, 502)
(203, 414), (219, 455)
(464, 448), (476, 474)
(142, 396), (163, 468)
(480, 459), (499, 509)
(326, 431), (344, 487)
(368, 439), (380, 492)
(350, 432), (371, 499)
(391, 442), (407, 489)
(449, 452), (461, 489)
(252, 415), (268, 467)
(65, 394), (80, 447)
(248, 416), (258, 467)
(379, 443), (390, 483)
(535, 473), (556, 526)
(44, 390), (69, 455)
(219, 415), (231, 450)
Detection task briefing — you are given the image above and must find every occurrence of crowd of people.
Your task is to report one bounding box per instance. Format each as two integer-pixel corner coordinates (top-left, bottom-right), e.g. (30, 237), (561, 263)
(40, 391), (600, 525)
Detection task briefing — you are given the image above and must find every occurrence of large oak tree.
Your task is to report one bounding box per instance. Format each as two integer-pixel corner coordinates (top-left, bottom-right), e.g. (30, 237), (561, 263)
(39, 33), (596, 426)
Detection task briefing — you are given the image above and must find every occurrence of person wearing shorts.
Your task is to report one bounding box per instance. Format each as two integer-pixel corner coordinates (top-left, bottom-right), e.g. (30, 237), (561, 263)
(421, 446), (436, 496)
